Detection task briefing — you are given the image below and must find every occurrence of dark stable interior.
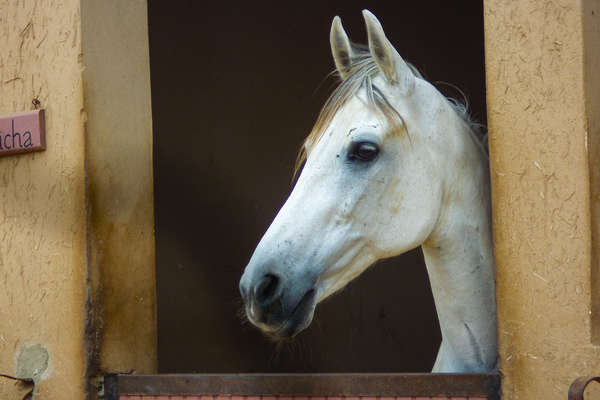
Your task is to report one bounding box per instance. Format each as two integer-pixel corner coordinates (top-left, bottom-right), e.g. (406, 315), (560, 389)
(148, 1), (486, 373)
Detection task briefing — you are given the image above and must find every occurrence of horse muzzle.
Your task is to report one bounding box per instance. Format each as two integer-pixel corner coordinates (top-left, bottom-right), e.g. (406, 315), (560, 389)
(240, 273), (317, 339)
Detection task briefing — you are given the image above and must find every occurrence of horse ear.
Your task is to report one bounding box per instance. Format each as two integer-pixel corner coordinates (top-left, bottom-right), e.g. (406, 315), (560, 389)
(330, 16), (354, 80)
(362, 10), (415, 94)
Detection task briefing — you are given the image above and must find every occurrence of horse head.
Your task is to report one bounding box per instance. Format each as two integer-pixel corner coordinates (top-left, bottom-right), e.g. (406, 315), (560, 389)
(239, 10), (484, 342)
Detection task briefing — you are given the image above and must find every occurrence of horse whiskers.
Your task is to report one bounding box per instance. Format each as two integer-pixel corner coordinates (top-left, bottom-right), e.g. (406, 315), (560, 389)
(271, 334), (310, 366)
(234, 299), (252, 327)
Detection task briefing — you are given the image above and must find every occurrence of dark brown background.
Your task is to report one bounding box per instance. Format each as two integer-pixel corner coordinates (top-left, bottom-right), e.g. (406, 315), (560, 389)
(148, 0), (486, 373)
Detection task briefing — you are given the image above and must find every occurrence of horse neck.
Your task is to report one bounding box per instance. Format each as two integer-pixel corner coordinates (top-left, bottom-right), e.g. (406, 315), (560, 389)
(421, 125), (497, 372)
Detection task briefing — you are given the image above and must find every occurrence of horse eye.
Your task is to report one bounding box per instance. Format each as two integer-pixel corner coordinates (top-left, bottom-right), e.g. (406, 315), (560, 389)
(349, 141), (379, 162)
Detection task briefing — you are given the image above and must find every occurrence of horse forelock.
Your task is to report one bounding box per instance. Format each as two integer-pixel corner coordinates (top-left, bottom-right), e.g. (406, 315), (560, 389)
(294, 46), (401, 177)
(293, 45), (486, 179)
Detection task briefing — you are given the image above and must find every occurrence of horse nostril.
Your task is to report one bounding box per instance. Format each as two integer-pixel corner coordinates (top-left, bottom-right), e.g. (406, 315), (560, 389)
(255, 273), (280, 306)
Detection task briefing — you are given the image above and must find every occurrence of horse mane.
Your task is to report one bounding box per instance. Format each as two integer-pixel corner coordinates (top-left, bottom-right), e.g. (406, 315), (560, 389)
(294, 45), (486, 178)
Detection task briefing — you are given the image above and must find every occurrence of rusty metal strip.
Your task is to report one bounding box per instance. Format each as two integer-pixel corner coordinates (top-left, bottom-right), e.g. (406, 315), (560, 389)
(103, 373), (500, 400)
(569, 376), (600, 400)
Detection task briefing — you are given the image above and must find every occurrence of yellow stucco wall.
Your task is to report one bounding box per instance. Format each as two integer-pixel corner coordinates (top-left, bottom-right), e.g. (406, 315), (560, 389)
(485, 0), (600, 398)
(0, 0), (87, 398)
(584, 0), (600, 346)
(80, 0), (157, 376)
(0, 1), (156, 398)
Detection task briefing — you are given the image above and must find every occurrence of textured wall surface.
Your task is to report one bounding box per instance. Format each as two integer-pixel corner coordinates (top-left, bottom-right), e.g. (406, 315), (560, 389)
(0, 1), (156, 398)
(81, 0), (157, 376)
(584, 0), (600, 344)
(0, 0), (87, 398)
(484, 0), (600, 398)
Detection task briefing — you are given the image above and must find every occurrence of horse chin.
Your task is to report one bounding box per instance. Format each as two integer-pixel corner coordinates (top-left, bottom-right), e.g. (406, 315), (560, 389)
(255, 289), (317, 341)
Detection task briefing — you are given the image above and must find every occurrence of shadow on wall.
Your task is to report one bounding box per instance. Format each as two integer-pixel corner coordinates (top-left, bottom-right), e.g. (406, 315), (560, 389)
(148, 0), (486, 373)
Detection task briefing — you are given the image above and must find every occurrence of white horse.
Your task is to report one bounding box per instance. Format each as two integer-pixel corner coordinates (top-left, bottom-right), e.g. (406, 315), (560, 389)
(239, 10), (497, 373)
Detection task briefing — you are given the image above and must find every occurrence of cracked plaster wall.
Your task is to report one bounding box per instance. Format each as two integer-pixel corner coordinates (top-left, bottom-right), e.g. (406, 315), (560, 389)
(0, 0), (87, 398)
(0, 1), (156, 398)
(484, 0), (600, 398)
(80, 0), (156, 377)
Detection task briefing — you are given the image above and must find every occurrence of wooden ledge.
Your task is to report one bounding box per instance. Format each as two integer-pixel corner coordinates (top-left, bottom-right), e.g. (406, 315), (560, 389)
(103, 373), (500, 399)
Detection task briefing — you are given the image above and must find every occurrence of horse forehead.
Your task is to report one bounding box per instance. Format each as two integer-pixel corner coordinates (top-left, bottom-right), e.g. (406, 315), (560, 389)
(311, 79), (445, 156)
(330, 96), (382, 133)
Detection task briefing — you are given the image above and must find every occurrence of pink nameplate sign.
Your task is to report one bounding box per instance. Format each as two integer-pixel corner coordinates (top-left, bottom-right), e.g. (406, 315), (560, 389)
(0, 110), (46, 156)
